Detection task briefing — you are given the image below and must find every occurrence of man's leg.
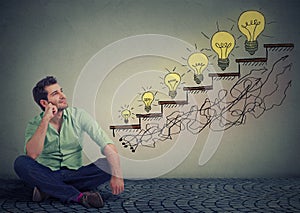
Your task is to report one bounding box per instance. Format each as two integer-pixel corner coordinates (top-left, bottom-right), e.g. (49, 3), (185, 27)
(14, 155), (81, 203)
(62, 158), (112, 192)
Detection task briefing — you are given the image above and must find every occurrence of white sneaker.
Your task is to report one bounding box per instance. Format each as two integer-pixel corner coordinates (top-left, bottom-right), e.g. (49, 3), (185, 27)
(32, 187), (49, 202)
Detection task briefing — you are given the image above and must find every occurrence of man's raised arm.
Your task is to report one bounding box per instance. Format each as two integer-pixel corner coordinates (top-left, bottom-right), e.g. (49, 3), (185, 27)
(26, 103), (57, 159)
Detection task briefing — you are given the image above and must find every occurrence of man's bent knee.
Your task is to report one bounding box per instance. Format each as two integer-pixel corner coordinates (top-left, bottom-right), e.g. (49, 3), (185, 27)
(14, 155), (32, 171)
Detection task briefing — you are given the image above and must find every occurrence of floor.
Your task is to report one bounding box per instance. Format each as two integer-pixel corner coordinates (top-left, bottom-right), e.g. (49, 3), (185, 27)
(0, 178), (299, 212)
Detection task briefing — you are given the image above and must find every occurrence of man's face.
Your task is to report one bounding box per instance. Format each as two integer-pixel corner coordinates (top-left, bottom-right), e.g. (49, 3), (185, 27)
(44, 83), (68, 111)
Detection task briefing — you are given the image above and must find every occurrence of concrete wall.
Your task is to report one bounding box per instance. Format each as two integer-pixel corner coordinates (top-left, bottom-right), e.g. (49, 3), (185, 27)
(1, 0), (299, 178)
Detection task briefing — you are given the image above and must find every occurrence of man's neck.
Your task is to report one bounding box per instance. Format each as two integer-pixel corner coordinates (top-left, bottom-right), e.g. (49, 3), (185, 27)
(50, 110), (63, 125)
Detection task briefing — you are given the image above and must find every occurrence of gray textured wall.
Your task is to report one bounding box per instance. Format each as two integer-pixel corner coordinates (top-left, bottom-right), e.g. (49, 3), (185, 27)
(1, 0), (299, 178)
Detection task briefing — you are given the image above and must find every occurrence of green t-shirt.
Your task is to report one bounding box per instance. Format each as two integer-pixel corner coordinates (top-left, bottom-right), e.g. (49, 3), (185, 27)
(25, 107), (114, 171)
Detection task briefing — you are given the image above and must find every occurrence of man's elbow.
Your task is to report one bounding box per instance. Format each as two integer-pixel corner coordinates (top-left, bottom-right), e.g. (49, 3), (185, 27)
(104, 144), (118, 155)
(25, 149), (40, 160)
(27, 154), (39, 160)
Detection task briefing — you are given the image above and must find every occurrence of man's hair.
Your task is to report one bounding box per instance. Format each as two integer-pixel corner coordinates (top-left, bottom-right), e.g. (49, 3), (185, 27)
(32, 76), (57, 111)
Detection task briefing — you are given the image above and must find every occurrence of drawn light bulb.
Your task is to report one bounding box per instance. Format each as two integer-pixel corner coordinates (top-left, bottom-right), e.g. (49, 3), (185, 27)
(238, 10), (265, 55)
(121, 109), (131, 124)
(164, 72), (181, 99)
(187, 52), (208, 84)
(211, 31), (235, 71)
(141, 91), (154, 113)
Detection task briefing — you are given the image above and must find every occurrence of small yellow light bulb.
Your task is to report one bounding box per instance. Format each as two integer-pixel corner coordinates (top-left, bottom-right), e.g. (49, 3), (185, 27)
(141, 91), (154, 113)
(121, 109), (131, 124)
(238, 10), (265, 55)
(164, 72), (181, 98)
(211, 31), (235, 71)
(187, 52), (208, 84)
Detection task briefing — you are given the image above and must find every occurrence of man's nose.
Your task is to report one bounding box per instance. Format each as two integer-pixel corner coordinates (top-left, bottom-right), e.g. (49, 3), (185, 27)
(59, 92), (66, 99)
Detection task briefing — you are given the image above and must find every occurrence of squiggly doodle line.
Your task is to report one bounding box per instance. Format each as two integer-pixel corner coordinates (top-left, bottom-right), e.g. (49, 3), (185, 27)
(120, 55), (292, 152)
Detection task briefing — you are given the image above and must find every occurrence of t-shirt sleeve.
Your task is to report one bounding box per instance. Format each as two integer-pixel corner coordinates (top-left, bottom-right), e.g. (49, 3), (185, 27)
(24, 118), (40, 154)
(77, 108), (114, 154)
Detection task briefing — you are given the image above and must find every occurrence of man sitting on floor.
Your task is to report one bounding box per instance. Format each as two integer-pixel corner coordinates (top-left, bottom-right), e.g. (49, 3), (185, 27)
(14, 76), (124, 208)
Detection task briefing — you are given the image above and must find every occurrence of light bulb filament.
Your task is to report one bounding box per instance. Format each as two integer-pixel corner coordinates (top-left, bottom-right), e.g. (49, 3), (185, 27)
(192, 62), (206, 74)
(143, 98), (152, 106)
(241, 19), (262, 41)
(168, 79), (179, 90)
(215, 42), (232, 59)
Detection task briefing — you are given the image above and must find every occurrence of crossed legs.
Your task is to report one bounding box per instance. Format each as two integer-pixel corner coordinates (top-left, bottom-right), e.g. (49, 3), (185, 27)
(14, 155), (111, 203)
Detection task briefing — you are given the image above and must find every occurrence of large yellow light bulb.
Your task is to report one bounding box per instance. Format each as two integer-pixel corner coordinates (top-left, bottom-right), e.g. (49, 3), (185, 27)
(164, 72), (181, 99)
(238, 10), (265, 55)
(121, 109), (131, 124)
(211, 31), (235, 71)
(141, 91), (154, 113)
(187, 52), (208, 84)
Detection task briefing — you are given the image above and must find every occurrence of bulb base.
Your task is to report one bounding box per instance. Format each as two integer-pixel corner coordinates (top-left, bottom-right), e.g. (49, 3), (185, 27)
(169, 90), (177, 99)
(194, 74), (203, 84)
(245, 40), (258, 55)
(218, 58), (229, 71)
(145, 106), (151, 113)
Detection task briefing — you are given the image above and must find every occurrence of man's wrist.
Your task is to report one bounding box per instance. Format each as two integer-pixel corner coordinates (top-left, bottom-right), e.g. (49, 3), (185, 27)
(42, 115), (51, 123)
(111, 174), (123, 179)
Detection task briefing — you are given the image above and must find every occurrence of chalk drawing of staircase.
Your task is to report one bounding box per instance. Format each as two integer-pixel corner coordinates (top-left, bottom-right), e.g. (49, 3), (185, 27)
(109, 43), (294, 152)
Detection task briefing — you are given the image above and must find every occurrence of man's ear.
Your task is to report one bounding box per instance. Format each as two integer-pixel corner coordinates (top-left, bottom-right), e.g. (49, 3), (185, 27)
(40, 100), (48, 108)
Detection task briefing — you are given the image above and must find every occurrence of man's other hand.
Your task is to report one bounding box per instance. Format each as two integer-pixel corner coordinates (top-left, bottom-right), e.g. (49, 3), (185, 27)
(110, 176), (124, 195)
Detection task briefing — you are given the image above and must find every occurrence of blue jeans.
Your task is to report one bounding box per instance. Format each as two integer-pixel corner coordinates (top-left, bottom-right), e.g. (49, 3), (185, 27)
(14, 155), (111, 203)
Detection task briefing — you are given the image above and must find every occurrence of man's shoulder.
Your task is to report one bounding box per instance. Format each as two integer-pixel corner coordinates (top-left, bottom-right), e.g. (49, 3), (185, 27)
(66, 107), (86, 114)
(27, 112), (43, 125)
(65, 107), (89, 118)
